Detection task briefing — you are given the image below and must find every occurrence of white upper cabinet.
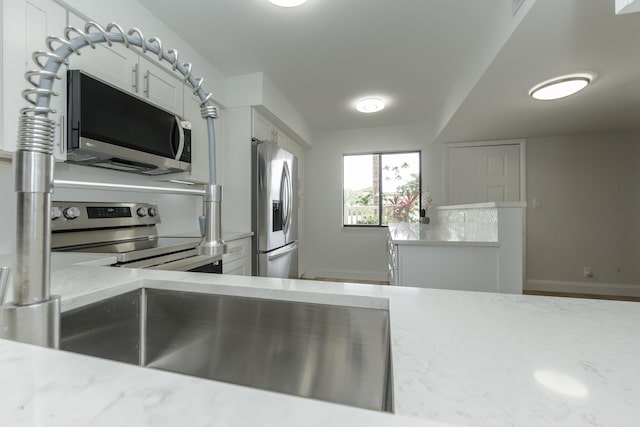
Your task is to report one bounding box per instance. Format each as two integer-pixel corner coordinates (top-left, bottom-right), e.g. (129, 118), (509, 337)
(1, 0), (66, 159)
(67, 13), (184, 117)
(68, 14), (138, 94)
(252, 109), (275, 143)
(139, 60), (184, 116)
(252, 109), (296, 149)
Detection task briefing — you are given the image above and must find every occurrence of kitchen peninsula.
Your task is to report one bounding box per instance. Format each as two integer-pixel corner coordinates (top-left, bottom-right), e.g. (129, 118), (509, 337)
(0, 253), (638, 427)
(388, 202), (525, 293)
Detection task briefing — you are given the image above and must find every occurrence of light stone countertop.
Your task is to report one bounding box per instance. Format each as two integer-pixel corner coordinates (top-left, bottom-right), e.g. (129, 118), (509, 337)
(387, 223), (498, 246)
(1, 254), (639, 427)
(161, 230), (253, 242)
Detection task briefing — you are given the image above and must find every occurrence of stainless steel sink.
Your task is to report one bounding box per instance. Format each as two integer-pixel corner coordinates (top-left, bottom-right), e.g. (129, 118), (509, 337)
(61, 289), (393, 412)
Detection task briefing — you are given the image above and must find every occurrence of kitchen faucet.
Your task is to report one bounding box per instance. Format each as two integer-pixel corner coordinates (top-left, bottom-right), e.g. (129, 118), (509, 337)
(0, 22), (225, 348)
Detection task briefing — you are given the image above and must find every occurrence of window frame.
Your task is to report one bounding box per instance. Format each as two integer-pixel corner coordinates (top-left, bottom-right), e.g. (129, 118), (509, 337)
(342, 150), (422, 227)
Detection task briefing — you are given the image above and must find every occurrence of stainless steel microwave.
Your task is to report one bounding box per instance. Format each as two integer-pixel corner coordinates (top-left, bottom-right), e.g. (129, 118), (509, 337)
(66, 70), (191, 175)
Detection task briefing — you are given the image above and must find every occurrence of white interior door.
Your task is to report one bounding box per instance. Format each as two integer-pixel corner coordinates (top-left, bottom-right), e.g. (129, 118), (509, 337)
(448, 144), (521, 205)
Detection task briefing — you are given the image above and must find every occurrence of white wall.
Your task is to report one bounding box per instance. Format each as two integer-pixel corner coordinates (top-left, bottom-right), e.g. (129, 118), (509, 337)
(53, 163), (203, 236)
(222, 107), (252, 233)
(226, 72), (313, 147)
(526, 132), (640, 292)
(304, 124), (443, 281)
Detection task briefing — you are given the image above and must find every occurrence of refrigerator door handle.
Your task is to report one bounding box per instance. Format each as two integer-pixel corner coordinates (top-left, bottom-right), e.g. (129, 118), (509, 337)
(280, 162), (292, 233)
(267, 242), (298, 261)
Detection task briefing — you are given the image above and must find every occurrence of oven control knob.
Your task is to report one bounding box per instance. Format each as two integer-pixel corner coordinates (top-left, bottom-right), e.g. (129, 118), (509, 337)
(148, 207), (158, 217)
(136, 207), (148, 217)
(63, 207), (81, 220)
(50, 207), (62, 220)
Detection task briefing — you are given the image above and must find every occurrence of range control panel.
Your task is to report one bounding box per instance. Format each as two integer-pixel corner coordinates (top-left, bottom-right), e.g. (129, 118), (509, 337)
(51, 201), (161, 231)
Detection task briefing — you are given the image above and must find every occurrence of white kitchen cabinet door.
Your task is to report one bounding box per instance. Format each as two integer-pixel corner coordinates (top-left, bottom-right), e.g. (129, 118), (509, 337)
(252, 109), (276, 142)
(68, 45), (138, 94)
(277, 129), (292, 151)
(448, 143), (521, 205)
(69, 12), (183, 117)
(67, 13), (139, 95)
(222, 237), (252, 275)
(1, 0), (66, 159)
(139, 59), (184, 116)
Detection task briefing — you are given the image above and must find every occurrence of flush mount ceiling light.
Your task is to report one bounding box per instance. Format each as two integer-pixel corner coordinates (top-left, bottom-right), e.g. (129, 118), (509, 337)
(267, 0), (307, 7)
(529, 73), (593, 101)
(355, 97), (386, 113)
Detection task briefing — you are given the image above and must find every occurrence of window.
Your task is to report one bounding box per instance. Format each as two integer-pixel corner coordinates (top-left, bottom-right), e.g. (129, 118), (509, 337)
(343, 151), (421, 226)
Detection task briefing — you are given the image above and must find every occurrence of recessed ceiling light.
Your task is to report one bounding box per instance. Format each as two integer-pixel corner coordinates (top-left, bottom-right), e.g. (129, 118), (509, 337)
(356, 97), (386, 113)
(268, 0), (307, 7)
(529, 73), (593, 101)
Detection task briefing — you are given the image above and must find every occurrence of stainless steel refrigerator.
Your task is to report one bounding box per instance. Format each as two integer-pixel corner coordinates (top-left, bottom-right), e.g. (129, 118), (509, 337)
(251, 138), (298, 278)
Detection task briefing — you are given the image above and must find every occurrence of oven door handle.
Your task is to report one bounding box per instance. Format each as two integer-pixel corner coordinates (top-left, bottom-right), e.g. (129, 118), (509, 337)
(146, 255), (219, 271)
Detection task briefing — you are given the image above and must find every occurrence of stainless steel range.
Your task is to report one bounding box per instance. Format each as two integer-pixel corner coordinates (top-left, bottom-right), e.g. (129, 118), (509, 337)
(51, 201), (222, 273)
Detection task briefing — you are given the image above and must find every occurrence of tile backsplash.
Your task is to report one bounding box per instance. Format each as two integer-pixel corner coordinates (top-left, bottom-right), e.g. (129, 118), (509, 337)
(433, 206), (498, 242)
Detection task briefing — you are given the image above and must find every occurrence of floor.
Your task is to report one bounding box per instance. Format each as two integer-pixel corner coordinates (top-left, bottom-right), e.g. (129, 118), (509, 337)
(307, 277), (640, 302)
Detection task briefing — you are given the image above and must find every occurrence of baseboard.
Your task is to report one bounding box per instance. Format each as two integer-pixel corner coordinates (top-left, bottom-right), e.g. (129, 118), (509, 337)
(526, 279), (640, 298)
(304, 268), (388, 283)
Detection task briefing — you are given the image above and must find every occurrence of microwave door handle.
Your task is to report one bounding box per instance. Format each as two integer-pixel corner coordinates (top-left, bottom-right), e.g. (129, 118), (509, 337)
(173, 116), (185, 161)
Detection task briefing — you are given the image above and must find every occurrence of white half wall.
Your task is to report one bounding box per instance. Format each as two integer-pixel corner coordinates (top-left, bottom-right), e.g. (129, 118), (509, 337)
(526, 132), (640, 289)
(304, 124), (443, 281)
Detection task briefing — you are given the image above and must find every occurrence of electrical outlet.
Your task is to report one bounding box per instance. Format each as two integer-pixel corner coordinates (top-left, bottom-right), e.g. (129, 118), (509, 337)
(583, 267), (593, 278)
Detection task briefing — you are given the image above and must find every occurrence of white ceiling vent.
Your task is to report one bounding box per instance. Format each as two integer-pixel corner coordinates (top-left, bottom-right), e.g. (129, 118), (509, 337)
(512, 0), (526, 16)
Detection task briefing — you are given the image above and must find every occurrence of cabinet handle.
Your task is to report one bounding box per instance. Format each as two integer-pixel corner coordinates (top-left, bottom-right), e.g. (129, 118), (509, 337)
(143, 70), (150, 97)
(132, 64), (139, 93)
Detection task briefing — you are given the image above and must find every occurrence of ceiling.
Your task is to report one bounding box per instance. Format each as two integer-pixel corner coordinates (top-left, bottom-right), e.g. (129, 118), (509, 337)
(139, 0), (640, 142)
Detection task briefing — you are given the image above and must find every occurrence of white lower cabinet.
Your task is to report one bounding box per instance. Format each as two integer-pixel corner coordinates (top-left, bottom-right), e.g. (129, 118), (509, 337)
(222, 237), (251, 276)
(388, 235), (499, 292)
